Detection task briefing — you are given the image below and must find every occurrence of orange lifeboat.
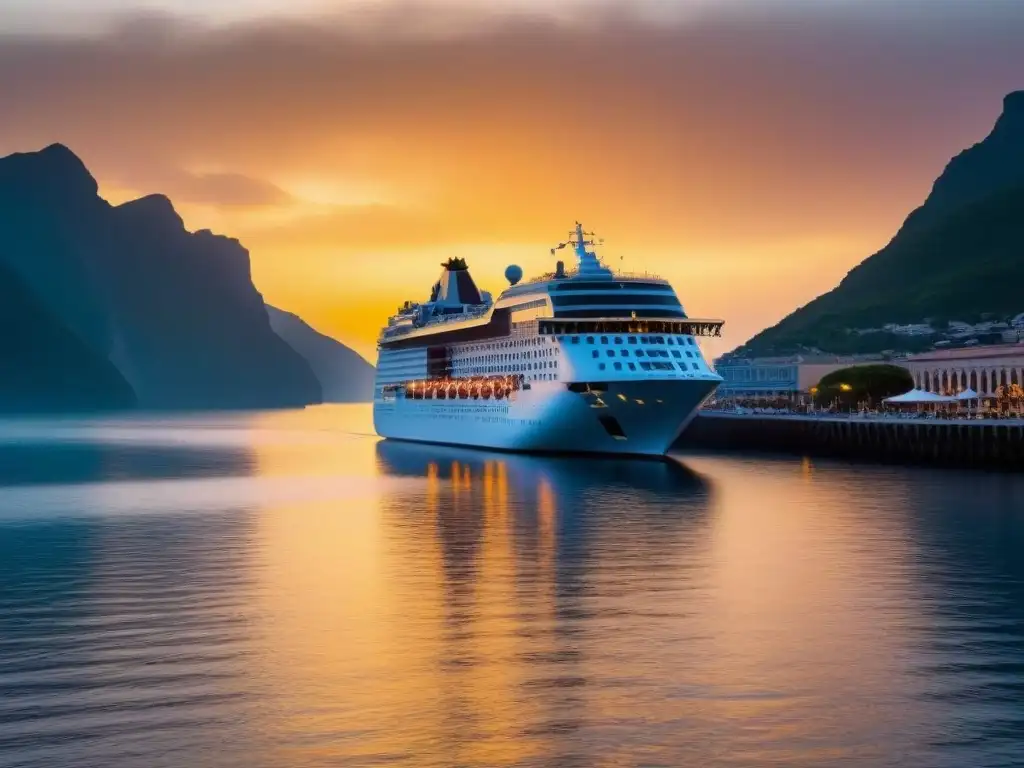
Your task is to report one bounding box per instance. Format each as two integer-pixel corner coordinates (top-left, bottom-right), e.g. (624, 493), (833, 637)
(481, 384), (493, 399)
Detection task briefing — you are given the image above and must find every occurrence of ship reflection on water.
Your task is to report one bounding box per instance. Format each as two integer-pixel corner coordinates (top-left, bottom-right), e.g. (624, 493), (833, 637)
(374, 437), (711, 511)
(2, 407), (1024, 767)
(250, 439), (719, 768)
(373, 439), (714, 602)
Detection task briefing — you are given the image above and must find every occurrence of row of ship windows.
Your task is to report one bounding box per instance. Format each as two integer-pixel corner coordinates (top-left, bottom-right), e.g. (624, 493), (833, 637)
(456, 335), (554, 356)
(447, 371), (559, 383)
(452, 333), (695, 359)
(550, 294), (680, 307)
(599, 361), (701, 373)
(452, 358), (702, 375)
(377, 364), (422, 373)
(455, 348), (559, 365)
(379, 347), (427, 357)
(592, 348), (696, 360)
(569, 335), (696, 347)
(457, 360), (559, 375)
(387, 335), (699, 370)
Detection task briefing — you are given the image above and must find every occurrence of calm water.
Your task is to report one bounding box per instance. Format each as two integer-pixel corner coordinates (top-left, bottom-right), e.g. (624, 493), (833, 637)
(1, 406), (1024, 768)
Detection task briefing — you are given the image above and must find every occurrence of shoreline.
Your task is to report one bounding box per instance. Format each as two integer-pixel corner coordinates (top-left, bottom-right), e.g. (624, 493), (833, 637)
(676, 412), (1024, 470)
(699, 410), (1024, 426)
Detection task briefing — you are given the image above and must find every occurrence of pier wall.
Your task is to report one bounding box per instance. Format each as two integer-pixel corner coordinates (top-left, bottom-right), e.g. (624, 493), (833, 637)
(675, 413), (1024, 469)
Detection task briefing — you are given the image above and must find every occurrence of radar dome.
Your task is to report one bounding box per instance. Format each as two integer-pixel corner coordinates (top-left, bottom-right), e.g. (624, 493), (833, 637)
(504, 264), (523, 286)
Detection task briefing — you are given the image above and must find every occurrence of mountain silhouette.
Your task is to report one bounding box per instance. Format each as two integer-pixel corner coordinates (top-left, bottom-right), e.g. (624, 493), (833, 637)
(267, 307), (376, 402)
(915, 91), (1024, 227)
(0, 145), (322, 409)
(0, 144), (112, 353)
(737, 91), (1024, 357)
(0, 261), (135, 412)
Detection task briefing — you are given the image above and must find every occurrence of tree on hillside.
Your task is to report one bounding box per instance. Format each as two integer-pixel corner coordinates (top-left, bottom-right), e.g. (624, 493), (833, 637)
(812, 364), (914, 409)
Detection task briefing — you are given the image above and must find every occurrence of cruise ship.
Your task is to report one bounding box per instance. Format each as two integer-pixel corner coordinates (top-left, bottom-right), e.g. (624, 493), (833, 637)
(373, 224), (724, 455)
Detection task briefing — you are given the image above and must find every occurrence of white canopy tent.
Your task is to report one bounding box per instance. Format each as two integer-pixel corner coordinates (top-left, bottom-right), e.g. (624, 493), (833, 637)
(883, 389), (958, 404)
(955, 388), (981, 401)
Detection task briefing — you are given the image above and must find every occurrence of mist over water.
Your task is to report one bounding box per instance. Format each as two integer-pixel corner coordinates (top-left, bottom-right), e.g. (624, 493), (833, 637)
(1, 405), (1023, 767)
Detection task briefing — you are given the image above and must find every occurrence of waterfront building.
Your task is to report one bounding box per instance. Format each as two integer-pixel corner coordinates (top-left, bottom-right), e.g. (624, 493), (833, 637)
(714, 355), (886, 398)
(905, 343), (1024, 395)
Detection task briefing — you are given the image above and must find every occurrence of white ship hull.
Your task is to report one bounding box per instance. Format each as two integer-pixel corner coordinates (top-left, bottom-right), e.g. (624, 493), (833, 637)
(374, 378), (718, 456)
(373, 222), (724, 457)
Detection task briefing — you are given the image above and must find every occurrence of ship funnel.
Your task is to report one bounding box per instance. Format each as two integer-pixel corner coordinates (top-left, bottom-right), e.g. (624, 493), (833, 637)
(433, 257), (483, 306)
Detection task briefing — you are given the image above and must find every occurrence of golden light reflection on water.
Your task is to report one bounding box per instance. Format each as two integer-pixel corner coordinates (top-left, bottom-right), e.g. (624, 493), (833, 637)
(678, 455), (922, 762)
(246, 408), (570, 765)
(236, 406), (934, 765)
(6, 407), (1024, 768)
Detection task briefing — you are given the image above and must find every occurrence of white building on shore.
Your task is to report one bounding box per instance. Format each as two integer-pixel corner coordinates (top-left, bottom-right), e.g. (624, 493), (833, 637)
(717, 342), (1024, 400)
(905, 343), (1024, 395)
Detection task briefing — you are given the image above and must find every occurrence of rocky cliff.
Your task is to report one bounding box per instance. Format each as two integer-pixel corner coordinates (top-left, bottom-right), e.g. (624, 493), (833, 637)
(0, 261), (135, 412)
(267, 307), (376, 402)
(736, 91), (1024, 357)
(0, 144), (322, 409)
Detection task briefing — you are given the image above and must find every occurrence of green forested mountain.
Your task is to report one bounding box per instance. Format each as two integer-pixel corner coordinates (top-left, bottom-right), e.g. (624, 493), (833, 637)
(736, 91), (1024, 357)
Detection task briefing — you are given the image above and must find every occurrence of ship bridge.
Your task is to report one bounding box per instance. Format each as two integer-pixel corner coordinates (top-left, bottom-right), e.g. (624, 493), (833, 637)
(378, 222), (723, 349)
(548, 279), (684, 319)
(532, 223), (686, 319)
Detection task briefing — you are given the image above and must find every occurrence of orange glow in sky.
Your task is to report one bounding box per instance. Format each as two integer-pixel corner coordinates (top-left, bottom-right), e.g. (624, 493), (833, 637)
(2, 1), (1022, 360)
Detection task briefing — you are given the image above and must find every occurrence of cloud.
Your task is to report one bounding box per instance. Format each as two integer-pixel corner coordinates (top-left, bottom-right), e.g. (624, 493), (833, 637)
(0, 0), (1021, 351)
(2, 2), (1021, 209)
(156, 169), (292, 207)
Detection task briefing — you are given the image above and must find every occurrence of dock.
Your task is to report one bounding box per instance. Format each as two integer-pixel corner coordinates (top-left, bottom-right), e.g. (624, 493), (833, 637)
(676, 412), (1024, 469)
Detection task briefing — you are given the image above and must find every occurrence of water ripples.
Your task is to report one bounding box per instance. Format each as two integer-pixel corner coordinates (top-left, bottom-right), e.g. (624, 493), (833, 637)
(0, 407), (1023, 767)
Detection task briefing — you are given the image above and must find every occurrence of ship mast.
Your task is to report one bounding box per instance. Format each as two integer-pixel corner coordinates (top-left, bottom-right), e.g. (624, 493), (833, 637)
(550, 222), (610, 276)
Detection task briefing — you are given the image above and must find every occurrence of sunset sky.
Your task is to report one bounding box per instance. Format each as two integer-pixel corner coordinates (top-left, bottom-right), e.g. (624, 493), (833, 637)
(1, 0), (1023, 361)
